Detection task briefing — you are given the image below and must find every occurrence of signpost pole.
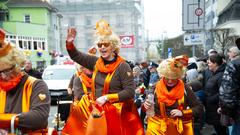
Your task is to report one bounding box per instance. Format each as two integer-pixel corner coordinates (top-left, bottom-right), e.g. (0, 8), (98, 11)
(192, 45), (196, 57)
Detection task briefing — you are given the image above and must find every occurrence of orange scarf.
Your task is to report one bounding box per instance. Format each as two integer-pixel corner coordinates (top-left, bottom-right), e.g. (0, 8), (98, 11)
(80, 73), (92, 88)
(0, 72), (23, 92)
(95, 56), (124, 73)
(155, 79), (184, 106)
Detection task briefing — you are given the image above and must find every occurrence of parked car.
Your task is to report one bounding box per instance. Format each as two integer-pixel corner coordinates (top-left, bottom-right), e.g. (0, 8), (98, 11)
(42, 65), (76, 103)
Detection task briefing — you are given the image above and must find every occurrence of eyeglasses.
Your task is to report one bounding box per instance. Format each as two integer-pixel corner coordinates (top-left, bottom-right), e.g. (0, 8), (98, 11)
(97, 42), (111, 48)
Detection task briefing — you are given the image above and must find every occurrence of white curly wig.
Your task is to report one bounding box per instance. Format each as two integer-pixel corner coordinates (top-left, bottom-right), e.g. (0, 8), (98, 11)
(94, 32), (121, 54)
(0, 42), (26, 71)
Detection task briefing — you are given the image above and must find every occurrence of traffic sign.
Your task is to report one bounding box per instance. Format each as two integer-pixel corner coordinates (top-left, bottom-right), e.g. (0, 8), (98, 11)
(168, 48), (172, 58)
(184, 33), (204, 46)
(195, 8), (203, 16)
(119, 35), (134, 48)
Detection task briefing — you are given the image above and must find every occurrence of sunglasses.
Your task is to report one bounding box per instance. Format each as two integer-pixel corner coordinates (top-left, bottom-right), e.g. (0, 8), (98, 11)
(97, 42), (111, 48)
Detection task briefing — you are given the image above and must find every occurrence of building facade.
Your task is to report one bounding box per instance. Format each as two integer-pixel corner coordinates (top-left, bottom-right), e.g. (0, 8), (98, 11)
(216, 0), (240, 36)
(204, 0), (218, 51)
(0, 0), (61, 69)
(50, 0), (146, 62)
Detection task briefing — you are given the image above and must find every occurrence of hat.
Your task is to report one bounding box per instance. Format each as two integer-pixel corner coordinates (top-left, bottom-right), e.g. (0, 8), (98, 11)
(208, 49), (217, 55)
(0, 28), (26, 71)
(235, 38), (240, 50)
(157, 55), (188, 79)
(148, 61), (158, 69)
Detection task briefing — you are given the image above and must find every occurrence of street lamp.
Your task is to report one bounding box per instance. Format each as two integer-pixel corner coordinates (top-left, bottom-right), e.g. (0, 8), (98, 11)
(161, 31), (167, 59)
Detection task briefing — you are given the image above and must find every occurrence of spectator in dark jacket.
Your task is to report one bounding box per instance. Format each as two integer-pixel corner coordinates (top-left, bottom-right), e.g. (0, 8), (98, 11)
(24, 60), (42, 79)
(202, 49), (218, 88)
(188, 79), (204, 135)
(219, 38), (240, 135)
(148, 61), (159, 86)
(140, 61), (151, 88)
(204, 54), (228, 135)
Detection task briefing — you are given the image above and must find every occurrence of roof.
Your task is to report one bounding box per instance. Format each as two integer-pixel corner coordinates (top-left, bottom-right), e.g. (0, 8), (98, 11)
(7, 0), (58, 12)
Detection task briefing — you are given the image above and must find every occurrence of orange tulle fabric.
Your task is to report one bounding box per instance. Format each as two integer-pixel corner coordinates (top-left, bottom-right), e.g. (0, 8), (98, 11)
(62, 98), (144, 135)
(62, 94), (92, 135)
(95, 56), (124, 73)
(155, 79), (184, 106)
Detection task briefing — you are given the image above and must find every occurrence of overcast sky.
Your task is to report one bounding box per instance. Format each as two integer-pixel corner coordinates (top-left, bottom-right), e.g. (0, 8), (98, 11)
(144, 0), (183, 39)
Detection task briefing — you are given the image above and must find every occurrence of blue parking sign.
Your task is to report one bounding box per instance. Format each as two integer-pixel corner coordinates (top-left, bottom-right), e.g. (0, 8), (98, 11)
(168, 48), (172, 58)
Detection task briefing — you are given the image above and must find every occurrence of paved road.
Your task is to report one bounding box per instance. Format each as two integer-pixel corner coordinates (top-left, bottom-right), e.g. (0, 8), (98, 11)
(48, 105), (57, 128)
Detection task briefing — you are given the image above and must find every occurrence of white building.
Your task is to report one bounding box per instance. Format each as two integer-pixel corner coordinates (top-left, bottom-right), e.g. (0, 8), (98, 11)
(216, 0), (240, 36)
(50, 0), (146, 62)
(205, 0), (218, 50)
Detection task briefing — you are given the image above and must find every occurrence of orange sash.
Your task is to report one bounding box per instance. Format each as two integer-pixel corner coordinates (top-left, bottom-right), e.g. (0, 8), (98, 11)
(0, 76), (36, 113)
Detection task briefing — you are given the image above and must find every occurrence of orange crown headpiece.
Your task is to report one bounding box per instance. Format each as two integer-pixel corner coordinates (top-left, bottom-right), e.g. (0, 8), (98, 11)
(95, 19), (112, 36)
(157, 55), (189, 79)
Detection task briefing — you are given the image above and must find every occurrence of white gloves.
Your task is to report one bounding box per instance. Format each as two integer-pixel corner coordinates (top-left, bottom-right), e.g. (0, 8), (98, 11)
(0, 129), (8, 135)
(96, 95), (108, 106)
(170, 109), (183, 117)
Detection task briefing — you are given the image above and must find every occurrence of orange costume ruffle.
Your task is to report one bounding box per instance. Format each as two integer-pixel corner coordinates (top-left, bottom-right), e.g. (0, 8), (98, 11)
(62, 96), (144, 135)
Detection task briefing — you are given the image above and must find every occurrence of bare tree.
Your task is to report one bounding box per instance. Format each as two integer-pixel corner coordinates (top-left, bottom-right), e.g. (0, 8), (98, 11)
(211, 28), (238, 54)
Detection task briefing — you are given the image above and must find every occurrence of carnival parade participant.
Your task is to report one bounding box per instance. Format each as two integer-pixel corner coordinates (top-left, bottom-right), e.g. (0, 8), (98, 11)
(0, 28), (50, 134)
(62, 20), (144, 135)
(143, 55), (204, 135)
(67, 47), (96, 100)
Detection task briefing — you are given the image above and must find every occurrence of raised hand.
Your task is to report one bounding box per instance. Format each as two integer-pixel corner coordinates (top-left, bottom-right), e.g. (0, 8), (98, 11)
(66, 27), (76, 43)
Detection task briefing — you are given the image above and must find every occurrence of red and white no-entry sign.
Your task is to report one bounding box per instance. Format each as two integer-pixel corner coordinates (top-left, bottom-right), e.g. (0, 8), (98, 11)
(195, 8), (203, 16)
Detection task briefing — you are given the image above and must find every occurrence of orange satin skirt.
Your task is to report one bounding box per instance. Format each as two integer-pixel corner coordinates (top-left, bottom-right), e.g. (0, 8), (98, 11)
(62, 95), (144, 135)
(146, 116), (193, 135)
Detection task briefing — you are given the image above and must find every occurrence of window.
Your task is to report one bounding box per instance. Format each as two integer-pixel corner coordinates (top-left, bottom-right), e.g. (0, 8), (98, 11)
(24, 15), (31, 23)
(33, 41), (37, 50)
(42, 42), (45, 50)
(37, 42), (42, 49)
(116, 15), (124, 27)
(85, 16), (92, 26)
(23, 41), (28, 49)
(28, 41), (32, 50)
(19, 40), (23, 49)
(69, 17), (75, 26)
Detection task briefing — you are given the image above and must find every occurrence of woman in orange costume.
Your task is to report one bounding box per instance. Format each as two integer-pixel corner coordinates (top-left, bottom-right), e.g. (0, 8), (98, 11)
(62, 20), (144, 135)
(143, 55), (204, 135)
(0, 29), (51, 134)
